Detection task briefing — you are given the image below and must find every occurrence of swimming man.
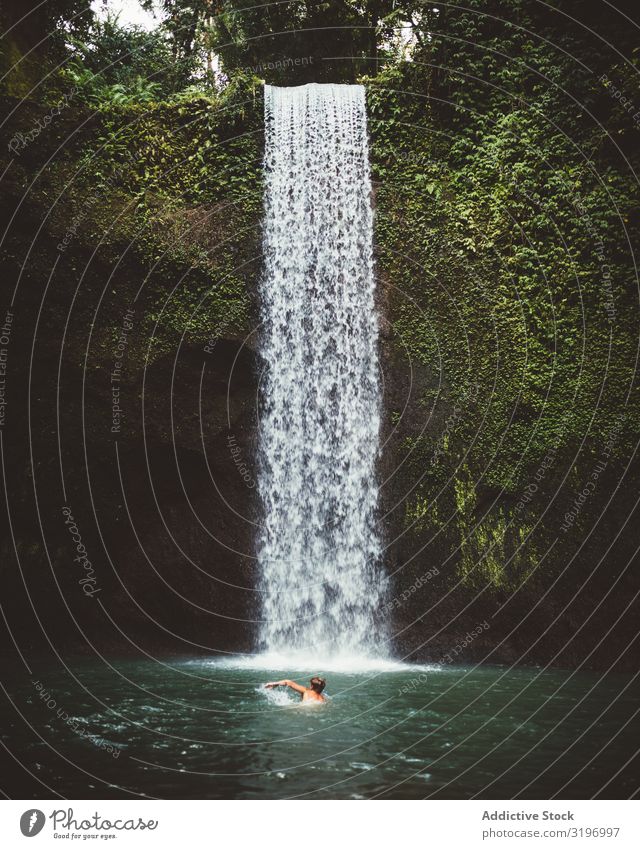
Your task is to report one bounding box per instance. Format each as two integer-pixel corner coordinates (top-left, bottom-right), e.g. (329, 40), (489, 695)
(265, 676), (327, 703)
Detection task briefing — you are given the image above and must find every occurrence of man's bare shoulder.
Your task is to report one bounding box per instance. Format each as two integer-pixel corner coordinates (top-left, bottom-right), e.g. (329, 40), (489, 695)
(302, 689), (326, 703)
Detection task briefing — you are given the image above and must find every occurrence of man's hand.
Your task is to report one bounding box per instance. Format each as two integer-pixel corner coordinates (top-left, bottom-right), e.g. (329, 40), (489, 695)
(264, 679), (306, 694)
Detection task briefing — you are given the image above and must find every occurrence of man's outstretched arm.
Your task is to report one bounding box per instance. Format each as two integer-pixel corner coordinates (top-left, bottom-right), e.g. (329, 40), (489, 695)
(265, 679), (306, 693)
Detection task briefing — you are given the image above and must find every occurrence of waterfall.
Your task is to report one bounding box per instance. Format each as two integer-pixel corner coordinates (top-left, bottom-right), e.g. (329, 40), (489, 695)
(257, 83), (385, 663)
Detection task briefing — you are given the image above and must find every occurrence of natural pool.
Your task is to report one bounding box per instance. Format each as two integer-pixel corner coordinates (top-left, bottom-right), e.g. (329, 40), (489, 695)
(5, 657), (638, 799)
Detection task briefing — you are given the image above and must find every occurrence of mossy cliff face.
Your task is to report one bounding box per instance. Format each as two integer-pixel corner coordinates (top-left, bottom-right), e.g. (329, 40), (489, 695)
(0, 84), (264, 655)
(2, 49), (639, 668)
(367, 40), (640, 669)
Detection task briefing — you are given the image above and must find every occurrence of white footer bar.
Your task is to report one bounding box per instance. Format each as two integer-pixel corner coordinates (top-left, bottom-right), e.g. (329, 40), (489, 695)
(0, 800), (638, 848)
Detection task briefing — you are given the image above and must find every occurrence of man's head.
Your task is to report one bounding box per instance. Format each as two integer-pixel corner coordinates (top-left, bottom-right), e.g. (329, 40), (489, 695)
(310, 676), (326, 693)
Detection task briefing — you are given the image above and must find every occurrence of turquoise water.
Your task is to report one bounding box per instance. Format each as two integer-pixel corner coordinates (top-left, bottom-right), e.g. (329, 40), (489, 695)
(5, 658), (639, 799)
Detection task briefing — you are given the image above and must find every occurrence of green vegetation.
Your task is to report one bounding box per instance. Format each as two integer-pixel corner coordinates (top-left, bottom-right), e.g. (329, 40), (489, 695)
(364, 3), (639, 585)
(2, 0), (638, 593)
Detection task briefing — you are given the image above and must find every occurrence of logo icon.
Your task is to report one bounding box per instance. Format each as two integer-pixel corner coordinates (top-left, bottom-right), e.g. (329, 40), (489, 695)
(20, 810), (45, 837)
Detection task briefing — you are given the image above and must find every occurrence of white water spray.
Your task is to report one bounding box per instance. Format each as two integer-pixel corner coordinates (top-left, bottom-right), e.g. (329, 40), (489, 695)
(257, 83), (385, 664)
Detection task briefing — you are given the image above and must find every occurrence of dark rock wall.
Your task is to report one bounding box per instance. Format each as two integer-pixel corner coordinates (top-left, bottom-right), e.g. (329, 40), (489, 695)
(1, 74), (639, 671)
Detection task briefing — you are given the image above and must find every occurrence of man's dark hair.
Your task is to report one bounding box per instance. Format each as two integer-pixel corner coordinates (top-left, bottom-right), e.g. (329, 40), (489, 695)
(310, 676), (326, 693)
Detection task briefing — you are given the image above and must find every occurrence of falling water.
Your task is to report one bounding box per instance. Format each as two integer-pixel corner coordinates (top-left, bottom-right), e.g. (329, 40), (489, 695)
(257, 83), (385, 663)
